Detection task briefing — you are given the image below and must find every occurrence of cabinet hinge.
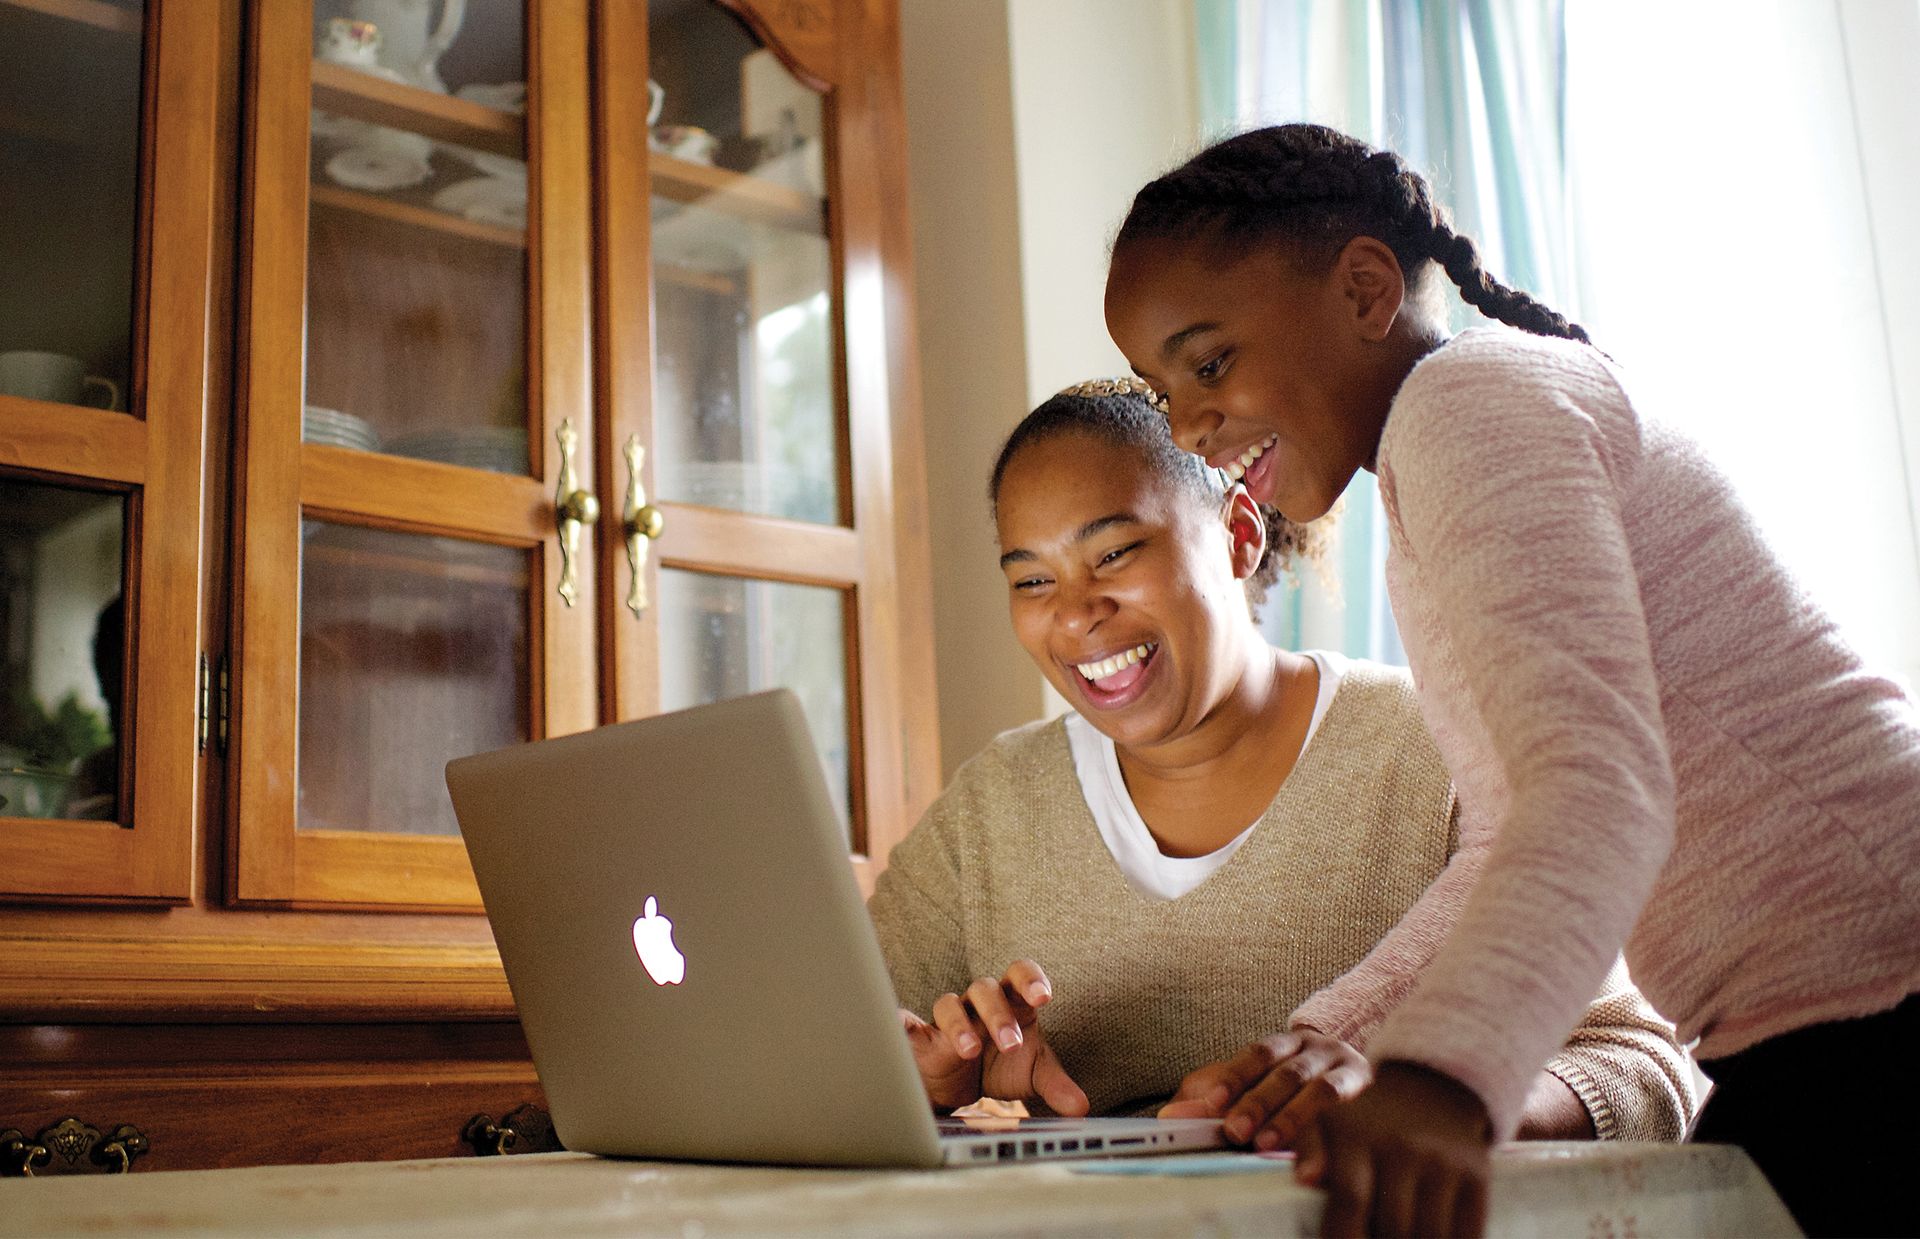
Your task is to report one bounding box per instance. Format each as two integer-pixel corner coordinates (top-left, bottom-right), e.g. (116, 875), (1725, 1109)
(197, 654), (231, 755)
(196, 655), (210, 753)
(216, 655), (230, 754)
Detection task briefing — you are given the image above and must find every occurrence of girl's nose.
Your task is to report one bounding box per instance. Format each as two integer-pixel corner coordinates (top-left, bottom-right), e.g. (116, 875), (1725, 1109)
(1165, 400), (1221, 458)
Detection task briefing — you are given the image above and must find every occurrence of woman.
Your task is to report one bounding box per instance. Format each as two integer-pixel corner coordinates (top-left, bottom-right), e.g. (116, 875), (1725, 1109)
(867, 382), (1695, 1145)
(1101, 123), (1920, 1237)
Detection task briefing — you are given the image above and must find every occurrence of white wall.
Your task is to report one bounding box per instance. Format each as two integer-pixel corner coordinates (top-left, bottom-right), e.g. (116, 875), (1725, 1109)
(1566, 0), (1920, 689)
(902, 0), (1199, 777)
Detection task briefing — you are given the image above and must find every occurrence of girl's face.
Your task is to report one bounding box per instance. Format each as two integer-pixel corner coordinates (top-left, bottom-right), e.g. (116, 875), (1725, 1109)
(994, 432), (1264, 751)
(1103, 235), (1404, 523)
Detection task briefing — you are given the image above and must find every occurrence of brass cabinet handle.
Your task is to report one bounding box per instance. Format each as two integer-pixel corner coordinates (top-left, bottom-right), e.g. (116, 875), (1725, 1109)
(621, 435), (664, 618)
(2, 1120), (148, 1176)
(554, 419), (599, 608)
(462, 1104), (559, 1157)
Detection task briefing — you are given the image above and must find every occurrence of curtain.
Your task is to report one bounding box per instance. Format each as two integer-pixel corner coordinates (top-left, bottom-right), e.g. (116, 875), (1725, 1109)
(1196, 0), (1574, 664)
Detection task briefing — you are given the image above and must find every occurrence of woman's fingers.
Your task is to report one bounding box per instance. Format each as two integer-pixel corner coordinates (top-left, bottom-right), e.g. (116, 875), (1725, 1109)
(930, 991), (984, 1060)
(965, 974), (1028, 1052)
(1031, 1040), (1091, 1117)
(1001, 959), (1053, 1011)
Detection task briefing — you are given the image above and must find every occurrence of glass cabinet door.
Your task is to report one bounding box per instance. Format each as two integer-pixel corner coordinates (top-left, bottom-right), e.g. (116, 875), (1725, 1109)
(231, 0), (594, 907)
(596, 0), (937, 890)
(0, 0), (221, 901)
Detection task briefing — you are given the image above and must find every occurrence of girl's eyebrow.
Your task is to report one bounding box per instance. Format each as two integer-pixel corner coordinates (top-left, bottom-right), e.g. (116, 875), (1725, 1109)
(997, 513), (1142, 570)
(1161, 322), (1221, 358)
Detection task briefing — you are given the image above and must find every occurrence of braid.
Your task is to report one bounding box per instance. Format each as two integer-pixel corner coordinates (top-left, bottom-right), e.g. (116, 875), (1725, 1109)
(1118, 124), (1592, 346)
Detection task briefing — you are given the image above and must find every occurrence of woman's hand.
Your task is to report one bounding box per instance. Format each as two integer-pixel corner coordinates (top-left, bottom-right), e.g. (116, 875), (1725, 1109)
(1294, 1061), (1494, 1239)
(1157, 1029), (1372, 1149)
(898, 959), (1089, 1115)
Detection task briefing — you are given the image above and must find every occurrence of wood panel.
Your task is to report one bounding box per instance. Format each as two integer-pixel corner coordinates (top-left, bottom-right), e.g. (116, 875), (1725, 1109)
(309, 59), (521, 157)
(232, 0), (598, 907)
(1, 0), (140, 36)
(655, 503), (861, 587)
(593, 0), (660, 724)
(0, 936), (512, 1021)
(854, 0), (941, 847)
(0, 0), (223, 904)
(0, 1022), (546, 1171)
(0, 398), (146, 484)
(228, 0), (311, 903)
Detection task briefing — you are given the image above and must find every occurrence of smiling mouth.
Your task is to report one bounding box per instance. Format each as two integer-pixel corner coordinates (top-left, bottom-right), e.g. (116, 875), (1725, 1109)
(1070, 642), (1159, 704)
(1214, 434), (1279, 484)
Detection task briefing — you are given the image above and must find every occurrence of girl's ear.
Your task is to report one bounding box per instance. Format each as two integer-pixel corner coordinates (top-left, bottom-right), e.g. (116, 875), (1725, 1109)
(1223, 486), (1266, 581)
(1332, 236), (1407, 343)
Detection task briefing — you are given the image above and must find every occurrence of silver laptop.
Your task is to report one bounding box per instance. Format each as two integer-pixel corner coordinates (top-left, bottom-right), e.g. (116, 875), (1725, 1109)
(446, 689), (1223, 1168)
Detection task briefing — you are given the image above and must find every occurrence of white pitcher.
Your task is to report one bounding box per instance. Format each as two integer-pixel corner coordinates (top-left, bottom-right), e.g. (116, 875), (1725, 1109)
(348, 0), (467, 93)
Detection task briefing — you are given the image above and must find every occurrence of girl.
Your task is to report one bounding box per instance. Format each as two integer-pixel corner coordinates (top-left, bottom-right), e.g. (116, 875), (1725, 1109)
(1102, 123), (1920, 1238)
(867, 383), (1694, 1145)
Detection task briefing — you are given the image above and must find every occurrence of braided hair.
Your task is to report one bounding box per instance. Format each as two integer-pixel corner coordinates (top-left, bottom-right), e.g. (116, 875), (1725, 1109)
(1115, 124), (1590, 344)
(989, 380), (1331, 617)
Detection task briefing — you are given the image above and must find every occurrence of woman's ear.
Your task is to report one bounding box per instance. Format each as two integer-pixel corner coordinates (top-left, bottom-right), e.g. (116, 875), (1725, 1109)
(1332, 236), (1407, 343)
(1223, 487), (1267, 581)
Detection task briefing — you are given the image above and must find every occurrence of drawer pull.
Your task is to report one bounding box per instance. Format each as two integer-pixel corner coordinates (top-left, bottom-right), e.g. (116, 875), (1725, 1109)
(462, 1104), (559, 1156)
(0, 1120), (148, 1176)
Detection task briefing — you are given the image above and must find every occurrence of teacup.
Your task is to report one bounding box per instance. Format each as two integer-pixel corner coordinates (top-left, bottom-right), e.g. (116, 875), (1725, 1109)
(652, 124), (717, 165)
(0, 351), (120, 410)
(318, 17), (383, 68)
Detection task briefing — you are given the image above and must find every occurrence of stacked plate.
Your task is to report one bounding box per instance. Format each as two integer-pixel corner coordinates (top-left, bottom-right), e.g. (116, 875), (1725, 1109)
(389, 426), (528, 475)
(303, 406), (380, 452)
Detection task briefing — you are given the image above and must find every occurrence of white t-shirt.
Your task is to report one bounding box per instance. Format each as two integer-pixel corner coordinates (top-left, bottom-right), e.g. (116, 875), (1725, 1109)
(1064, 650), (1346, 901)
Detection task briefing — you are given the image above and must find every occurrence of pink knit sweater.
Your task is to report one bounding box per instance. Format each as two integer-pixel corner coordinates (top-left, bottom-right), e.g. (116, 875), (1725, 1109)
(1290, 327), (1920, 1140)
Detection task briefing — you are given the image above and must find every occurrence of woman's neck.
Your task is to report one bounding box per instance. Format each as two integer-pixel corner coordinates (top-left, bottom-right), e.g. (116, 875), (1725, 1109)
(1113, 642), (1321, 858)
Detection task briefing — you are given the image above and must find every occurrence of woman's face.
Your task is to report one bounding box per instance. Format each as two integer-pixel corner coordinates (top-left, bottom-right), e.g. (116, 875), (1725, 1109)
(995, 432), (1262, 751)
(1103, 235), (1399, 523)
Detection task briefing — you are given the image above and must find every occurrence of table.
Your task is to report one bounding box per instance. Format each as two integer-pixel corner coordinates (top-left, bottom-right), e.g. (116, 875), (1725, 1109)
(0, 1142), (1798, 1237)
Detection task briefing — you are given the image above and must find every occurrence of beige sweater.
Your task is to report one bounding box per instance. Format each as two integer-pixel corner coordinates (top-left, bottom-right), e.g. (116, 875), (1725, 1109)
(868, 661), (1697, 1140)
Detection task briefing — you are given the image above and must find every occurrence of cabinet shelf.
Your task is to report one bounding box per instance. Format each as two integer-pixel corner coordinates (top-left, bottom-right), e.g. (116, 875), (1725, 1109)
(309, 182), (736, 295)
(311, 182), (524, 249)
(311, 60), (523, 159)
(2, 0), (140, 35)
(649, 151), (824, 231)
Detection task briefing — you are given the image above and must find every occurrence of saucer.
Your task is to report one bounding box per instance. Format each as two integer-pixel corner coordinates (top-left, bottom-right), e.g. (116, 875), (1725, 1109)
(433, 176), (528, 229)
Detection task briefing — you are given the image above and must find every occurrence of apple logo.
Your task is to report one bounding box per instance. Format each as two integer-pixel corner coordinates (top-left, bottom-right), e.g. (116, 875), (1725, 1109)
(631, 896), (685, 986)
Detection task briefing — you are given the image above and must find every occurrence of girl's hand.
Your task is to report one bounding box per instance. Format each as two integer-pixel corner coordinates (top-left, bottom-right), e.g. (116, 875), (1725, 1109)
(1157, 1029), (1372, 1149)
(1295, 1062), (1494, 1239)
(899, 959), (1089, 1116)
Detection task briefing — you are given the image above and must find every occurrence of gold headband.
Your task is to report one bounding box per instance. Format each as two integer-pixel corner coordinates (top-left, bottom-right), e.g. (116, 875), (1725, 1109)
(1056, 376), (1170, 416)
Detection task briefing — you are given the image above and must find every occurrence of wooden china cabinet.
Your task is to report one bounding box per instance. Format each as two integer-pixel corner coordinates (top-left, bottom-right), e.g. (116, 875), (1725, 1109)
(0, 0), (937, 1173)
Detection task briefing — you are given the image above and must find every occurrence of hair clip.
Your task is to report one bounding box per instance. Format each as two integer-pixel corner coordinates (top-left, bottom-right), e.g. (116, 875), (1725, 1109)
(1057, 376), (1170, 416)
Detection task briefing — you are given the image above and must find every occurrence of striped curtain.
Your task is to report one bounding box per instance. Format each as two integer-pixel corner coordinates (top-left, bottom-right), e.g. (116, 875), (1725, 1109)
(1195, 0), (1574, 663)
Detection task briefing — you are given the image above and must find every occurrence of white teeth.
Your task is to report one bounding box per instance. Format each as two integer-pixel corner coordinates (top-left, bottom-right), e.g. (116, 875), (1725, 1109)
(1075, 642), (1154, 681)
(1221, 435), (1279, 483)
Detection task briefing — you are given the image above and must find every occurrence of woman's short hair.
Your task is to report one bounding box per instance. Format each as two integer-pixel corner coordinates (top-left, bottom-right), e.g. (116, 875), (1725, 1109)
(989, 380), (1331, 616)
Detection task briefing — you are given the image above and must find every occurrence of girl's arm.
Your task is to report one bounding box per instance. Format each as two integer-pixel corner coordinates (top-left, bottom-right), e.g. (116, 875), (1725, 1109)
(1358, 340), (1678, 1140)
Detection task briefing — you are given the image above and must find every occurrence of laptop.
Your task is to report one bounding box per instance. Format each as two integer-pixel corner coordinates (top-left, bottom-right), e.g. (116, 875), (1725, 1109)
(446, 689), (1224, 1168)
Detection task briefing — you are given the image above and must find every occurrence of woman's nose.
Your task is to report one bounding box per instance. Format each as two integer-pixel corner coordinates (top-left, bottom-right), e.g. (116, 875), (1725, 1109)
(1054, 580), (1114, 634)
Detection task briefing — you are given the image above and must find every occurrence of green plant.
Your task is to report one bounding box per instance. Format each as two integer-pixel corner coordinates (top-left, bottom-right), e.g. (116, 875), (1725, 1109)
(4, 689), (112, 772)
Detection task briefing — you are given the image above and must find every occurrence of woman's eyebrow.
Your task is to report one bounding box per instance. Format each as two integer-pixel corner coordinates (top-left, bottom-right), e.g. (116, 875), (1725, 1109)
(1077, 513), (1141, 541)
(997, 514), (1140, 570)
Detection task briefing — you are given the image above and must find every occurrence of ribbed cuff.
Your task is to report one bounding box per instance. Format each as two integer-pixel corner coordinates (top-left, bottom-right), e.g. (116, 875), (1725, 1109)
(1542, 1054), (1616, 1142)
